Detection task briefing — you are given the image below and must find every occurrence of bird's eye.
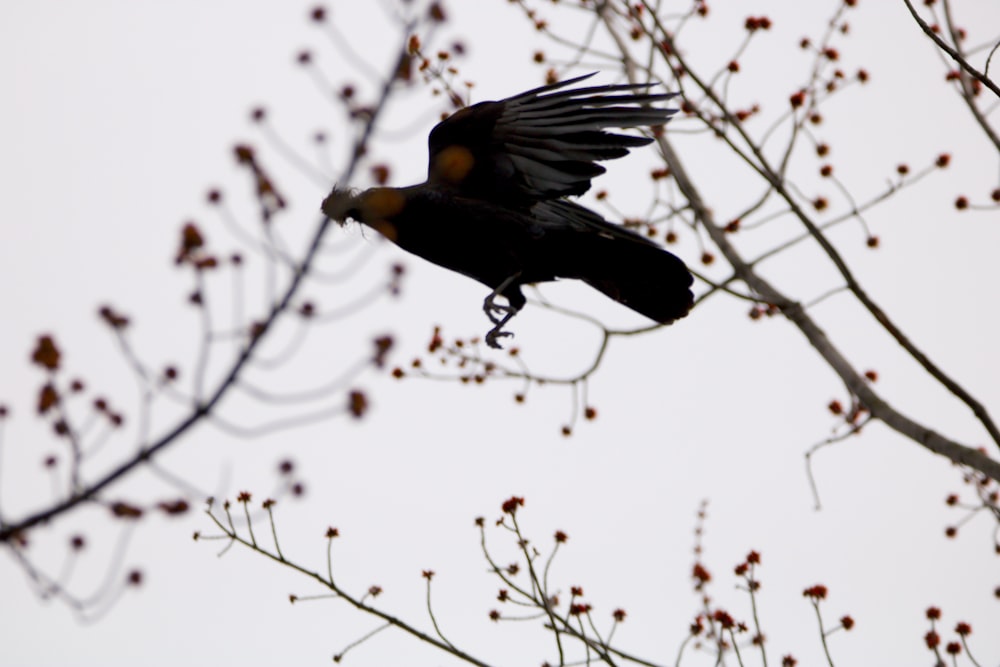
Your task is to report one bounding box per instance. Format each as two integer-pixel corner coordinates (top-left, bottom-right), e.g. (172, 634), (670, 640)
(345, 207), (362, 221)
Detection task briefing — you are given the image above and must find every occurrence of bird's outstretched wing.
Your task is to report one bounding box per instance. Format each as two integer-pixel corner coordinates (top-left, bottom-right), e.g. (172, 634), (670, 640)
(426, 73), (676, 206)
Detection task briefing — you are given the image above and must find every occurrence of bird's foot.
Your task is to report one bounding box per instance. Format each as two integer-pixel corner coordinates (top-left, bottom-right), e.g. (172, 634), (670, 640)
(482, 273), (522, 349)
(485, 325), (514, 350)
(482, 291), (515, 325)
(484, 303), (518, 349)
(482, 273), (522, 323)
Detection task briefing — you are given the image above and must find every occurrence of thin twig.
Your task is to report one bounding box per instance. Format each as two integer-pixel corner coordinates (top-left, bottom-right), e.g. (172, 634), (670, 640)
(205, 505), (493, 667)
(901, 0), (1000, 100)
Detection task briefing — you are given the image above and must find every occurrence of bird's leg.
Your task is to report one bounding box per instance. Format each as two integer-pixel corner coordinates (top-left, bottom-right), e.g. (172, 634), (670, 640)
(482, 272), (522, 324)
(483, 273), (522, 349)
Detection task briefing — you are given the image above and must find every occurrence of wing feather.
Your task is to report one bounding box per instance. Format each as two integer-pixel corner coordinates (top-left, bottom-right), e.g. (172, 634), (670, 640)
(427, 73), (677, 204)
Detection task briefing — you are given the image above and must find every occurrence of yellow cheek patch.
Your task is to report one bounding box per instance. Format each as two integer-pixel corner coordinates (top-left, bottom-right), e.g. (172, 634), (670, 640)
(361, 187), (406, 219)
(433, 145), (475, 184)
(358, 188), (404, 242)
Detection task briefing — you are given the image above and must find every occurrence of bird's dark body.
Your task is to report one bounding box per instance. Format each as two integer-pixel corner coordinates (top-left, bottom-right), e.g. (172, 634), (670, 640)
(385, 189), (545, 297)
(322, 73), (694, 346)
(386, 188), (691, 322)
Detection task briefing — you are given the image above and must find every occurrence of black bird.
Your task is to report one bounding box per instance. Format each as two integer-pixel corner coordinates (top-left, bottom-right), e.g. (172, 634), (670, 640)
(322, 73), (694, 348)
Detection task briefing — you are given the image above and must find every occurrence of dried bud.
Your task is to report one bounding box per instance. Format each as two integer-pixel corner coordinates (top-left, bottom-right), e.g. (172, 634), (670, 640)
(31, 335), (61, 371)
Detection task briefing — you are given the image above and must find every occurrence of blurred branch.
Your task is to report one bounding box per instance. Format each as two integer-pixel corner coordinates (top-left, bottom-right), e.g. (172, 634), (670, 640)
(636, 0), (1000, 455)
(939, 0), (1000, 153)
(901, 0), (1000, 101)
(593, 1), (1000, 478)
(657, 98), (1000, 482)
(0, 17), (410, 546)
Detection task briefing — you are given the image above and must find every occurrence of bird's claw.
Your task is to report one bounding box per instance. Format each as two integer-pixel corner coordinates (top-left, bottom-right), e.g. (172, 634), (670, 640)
(483, 296), (517, 348)
(482, 274), (522, 349)
(485, 326), (514, 349)
(483, 294), (513, 325)
(484, 306), (517, 348)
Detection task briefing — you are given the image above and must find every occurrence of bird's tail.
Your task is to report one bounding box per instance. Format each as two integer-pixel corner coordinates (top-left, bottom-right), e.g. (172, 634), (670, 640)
(578, 235), (694, 325)
(533, 199), (694, 324)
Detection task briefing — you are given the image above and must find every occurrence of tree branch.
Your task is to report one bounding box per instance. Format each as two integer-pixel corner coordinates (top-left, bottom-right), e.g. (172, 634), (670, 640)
(0, 30), (410, 545)
(901, 0), (1000, 101)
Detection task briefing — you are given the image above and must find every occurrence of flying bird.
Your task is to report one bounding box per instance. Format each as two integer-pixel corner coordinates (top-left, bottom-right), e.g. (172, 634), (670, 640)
(322, 73), (694, 348)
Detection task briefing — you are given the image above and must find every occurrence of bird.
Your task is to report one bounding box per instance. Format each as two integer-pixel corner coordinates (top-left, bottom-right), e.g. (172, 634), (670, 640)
(322, 73), (694, 348)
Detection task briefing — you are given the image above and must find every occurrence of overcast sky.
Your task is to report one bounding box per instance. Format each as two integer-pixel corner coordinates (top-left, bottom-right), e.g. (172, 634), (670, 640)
(2, 1), (999, 665)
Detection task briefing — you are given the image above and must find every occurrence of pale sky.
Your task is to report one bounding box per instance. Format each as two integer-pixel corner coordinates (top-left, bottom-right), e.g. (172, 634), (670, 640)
(2, 1), (999, 665)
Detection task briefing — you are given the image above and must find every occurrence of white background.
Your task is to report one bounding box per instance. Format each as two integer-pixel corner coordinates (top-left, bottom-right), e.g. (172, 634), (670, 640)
(2, 1), (999, 665)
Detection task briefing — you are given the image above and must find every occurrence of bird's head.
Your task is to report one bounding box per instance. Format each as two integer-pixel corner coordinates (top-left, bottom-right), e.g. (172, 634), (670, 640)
(321, 187), (363, 225)
(321, 186), (407, 240)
